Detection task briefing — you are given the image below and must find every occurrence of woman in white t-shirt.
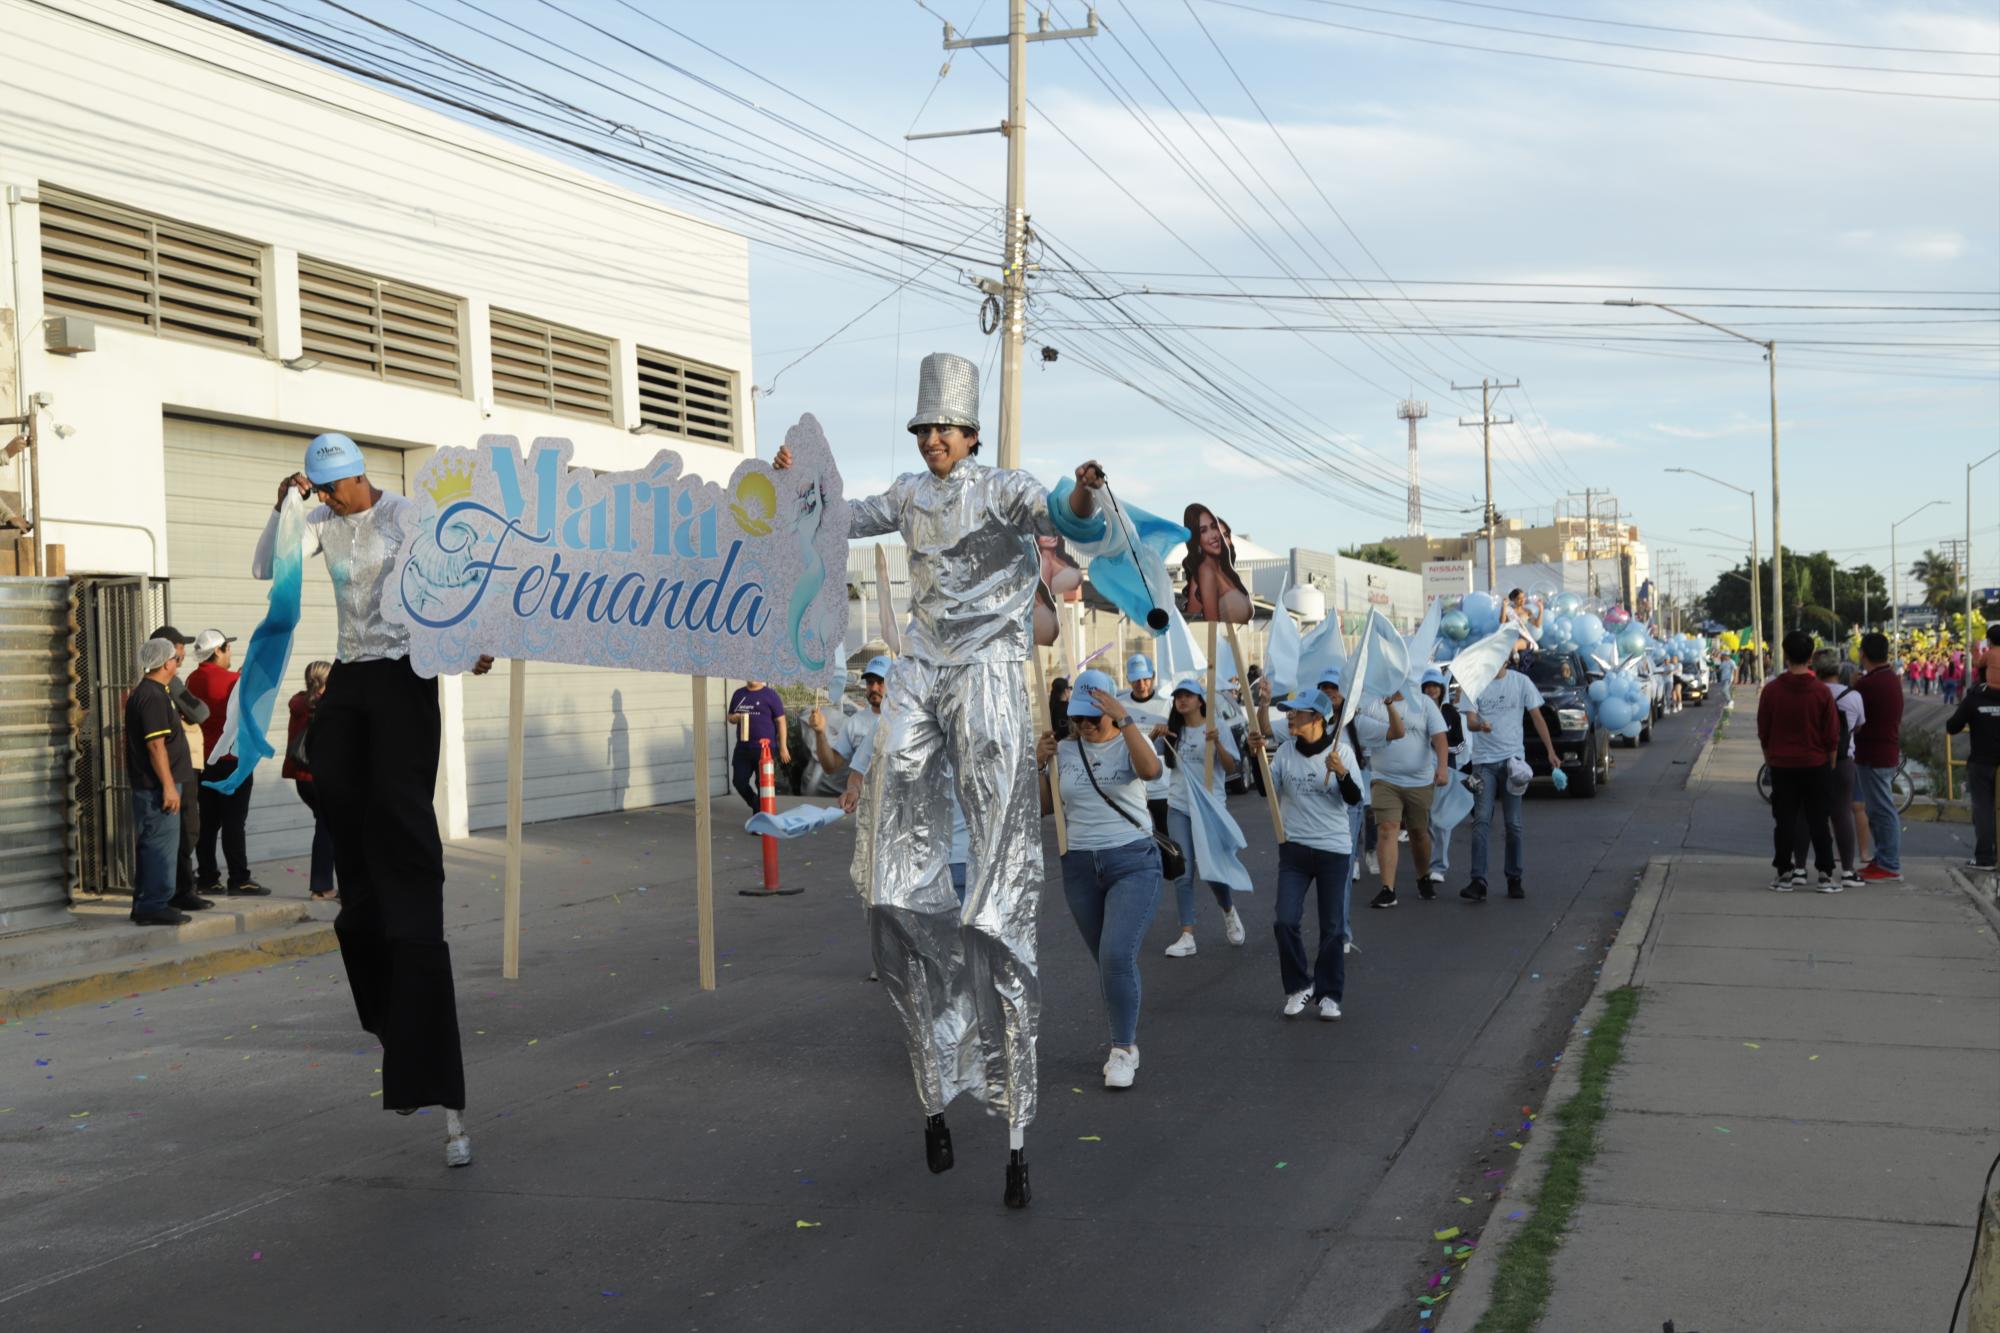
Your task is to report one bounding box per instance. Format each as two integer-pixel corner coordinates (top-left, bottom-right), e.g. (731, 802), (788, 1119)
(1037, 668), (1164, 1091)
(1151, 677), (1243, 957)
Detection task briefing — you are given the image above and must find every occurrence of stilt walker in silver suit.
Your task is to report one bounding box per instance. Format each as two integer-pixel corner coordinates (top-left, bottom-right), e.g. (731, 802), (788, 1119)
(777, 352), (1107, 1208)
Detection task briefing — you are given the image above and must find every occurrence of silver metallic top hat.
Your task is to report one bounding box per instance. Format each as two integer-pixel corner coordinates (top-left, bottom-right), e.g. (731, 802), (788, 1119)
(906, 352), (981, 434)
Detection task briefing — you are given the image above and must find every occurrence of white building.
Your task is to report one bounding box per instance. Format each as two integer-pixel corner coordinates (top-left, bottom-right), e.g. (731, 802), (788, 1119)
(1, 0), (752, 916)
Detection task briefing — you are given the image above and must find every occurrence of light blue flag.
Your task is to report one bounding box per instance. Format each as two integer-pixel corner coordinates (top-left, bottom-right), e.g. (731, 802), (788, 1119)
(1047, 478), (1187, 634)
(1359, 608), (1411, 705)
(204, 491), (306, 795)
(746, 806), (847, 838)
(1402, 597), (1443, 694)
(1160, 604), (1208, 677)
(1430, 769), (1474, 837)
(1183, 776), (1254, 894)
(1266, 576), (1301, 697)
(1445, 622), (1518, 707)
(1296, 609), (1348, 695)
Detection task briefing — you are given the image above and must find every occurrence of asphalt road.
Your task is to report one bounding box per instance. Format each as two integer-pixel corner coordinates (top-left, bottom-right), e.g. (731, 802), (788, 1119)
(0, 693), (1972, 1332)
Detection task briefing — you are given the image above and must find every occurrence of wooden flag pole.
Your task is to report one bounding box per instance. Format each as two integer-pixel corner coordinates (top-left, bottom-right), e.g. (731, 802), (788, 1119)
(693, 675), (716, 991)
(1031, 643), (1068, 854)
(1226, 622), (1286, 842)
(502, 658), (526, 980)
(1204, 620), (1219, 788)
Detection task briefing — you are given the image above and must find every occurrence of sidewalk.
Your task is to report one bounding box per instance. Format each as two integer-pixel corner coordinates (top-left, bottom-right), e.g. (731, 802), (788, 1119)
(1448, 685), (2000, 1331)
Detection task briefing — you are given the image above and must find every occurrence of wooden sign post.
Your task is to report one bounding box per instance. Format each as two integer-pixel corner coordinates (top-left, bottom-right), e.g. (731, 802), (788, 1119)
(502, 658), (526, 980)
(693, 676), (716, 991)
(1226, 622), (1286, 842)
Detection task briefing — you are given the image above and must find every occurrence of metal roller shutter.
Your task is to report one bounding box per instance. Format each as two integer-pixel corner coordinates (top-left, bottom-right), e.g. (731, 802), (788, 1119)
(162, 417), (407, 863)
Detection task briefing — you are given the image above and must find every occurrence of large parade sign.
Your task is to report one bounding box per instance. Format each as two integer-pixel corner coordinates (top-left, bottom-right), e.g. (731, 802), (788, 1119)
(385, 414), (850, 685)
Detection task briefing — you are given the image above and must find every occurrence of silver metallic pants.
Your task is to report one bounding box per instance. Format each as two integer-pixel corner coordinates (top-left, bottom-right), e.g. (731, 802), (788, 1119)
(853, 657), (1042, 1131)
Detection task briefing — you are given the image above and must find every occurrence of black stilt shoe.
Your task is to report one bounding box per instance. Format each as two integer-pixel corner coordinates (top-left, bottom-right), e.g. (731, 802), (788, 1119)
(1004, 1148), (1031, 1209)
(925, 1114), (954, 1174)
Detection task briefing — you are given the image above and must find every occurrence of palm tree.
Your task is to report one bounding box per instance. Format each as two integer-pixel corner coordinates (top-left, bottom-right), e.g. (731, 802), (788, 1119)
(1910, 549), (1957, 611)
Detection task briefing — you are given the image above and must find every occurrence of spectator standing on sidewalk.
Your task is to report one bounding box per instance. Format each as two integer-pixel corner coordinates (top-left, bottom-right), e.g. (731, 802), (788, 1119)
(151, 625), (213, 914)
(126, 638), (193, 926)
(286, 660), (337, 901)
(1797, 649), (1865, 888)
(725, 679), (788, 814)
(1852, 633), (1906, 882)
(1459, 656), (1563, 902)
(1946, 679), (2000, 870)
(186, 629), (269, 896)
(1759, 632), (1841, 892)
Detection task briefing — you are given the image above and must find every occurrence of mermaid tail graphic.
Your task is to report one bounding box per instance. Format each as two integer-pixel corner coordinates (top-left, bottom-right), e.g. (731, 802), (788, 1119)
(787, 477), (827, 670)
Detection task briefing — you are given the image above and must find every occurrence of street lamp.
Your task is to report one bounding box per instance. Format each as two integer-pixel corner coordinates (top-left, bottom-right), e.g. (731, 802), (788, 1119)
(1613, 300), (1782, 658)
(1891, 500), (1946, 651)
(1970, 450), (1999, 641)
(1669, 466), (1765, 684)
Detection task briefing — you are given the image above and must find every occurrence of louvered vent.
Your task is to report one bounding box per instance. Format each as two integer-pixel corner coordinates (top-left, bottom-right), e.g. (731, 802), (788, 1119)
(39, 188), (264, 351)
(299, 259), (463, 394)
(490, 309), (614, 422)
(636, 347), (737, 447)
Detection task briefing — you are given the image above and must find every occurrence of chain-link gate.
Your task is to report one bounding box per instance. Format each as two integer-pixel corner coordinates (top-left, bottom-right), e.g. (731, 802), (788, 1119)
(71, 575), (171, 896)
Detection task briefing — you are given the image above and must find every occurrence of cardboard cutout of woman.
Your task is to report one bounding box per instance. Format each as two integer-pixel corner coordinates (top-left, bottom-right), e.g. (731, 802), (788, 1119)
(1031, 534), (1083, 647)
(1179, 503), (1251, 625)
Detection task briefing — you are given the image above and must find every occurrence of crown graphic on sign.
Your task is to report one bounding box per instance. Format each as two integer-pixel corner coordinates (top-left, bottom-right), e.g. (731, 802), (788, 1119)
(425, 458), (475, 507)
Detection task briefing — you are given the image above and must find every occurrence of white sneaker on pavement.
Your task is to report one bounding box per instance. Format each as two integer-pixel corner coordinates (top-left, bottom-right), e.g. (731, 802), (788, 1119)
(1317, 997), (1343, 1021)
(1223, 908), (1246, 946)
(1164, 933), (1197, 958)
(1282, 989), (1311, 1017)
(1365, 849), (1380, 875)
(1103, 1046), (1140, 1089)
(1768, 873), (1795, 893)
(1816, 874), (1843, 894)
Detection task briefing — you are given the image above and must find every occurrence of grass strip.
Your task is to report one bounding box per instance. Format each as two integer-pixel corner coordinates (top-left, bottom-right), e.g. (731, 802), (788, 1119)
(1474, 985), (1642, 1333)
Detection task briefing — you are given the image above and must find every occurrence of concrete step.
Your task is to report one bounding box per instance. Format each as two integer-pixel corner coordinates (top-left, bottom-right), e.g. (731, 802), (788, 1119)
(0, 896), (321, 980)
(0, 917), (337, 1023)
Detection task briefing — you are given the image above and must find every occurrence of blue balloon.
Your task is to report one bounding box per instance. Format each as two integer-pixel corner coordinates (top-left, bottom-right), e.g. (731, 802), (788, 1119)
(1555, 591), (1584, 616)
(1441, 610), (1471, 642)
(1616, 624), (1649, 657)
(1461, 591), (1500, 636)
(1622, 719), (1645, 739)
(1599, 697), (1631, 730)
(1549, 614), (1573, 642)
(1572, 613), (1605, 646)
(1587, 679), (1608, 702)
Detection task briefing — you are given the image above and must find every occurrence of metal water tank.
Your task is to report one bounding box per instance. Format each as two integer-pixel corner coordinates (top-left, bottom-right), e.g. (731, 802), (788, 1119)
(1284, 585), (1326, 621)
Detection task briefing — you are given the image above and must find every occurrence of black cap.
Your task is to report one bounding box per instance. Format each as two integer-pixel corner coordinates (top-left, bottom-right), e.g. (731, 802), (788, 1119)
(149, 625), (191, 645)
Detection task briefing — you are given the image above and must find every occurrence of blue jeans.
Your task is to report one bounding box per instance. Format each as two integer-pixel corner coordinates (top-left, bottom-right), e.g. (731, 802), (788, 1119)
(1274, 842), (1349, 1001)
(129, 787), (179, 915)
(1167, 806), (1233, 928)
(1855, 763), (1901, 872)
(1061, 838), (1163, 1047)
(1469, 761), (1524, 883)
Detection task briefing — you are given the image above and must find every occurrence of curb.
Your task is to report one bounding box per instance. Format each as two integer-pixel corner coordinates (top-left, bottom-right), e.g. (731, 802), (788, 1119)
(1685, 711), (1726, 791)
(1436, 856), (1673, 1333)
(1947, 866), (2000, 938)
(0, 921), (338, 1024)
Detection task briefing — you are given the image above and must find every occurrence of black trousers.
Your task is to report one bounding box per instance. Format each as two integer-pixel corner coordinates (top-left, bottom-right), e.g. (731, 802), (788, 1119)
(196, 756), (255, 888)
(731, 743), (761, 812)
(1970, 760), (1996, 867)
(313, 656), (464, 1111)
(1769, 763), (1835, 876)
(176, 775), (201, 898)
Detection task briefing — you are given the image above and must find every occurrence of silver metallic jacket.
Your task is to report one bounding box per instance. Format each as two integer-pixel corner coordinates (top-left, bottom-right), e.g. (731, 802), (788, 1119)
(253, 494), (416, 663)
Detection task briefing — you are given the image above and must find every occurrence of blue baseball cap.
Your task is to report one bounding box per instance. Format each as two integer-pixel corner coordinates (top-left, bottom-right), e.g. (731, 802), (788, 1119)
(1316, 666), (1344, 690)
(303, 432), (366, 486)
(1278, 692), (1335, 722)
(863, 655), (892, 681)
(1170, 676), (1206, 700)
(1421, 667), (1446, 687)
(1067, 668), (1117, 717)
(1125, 653), (1155, 682)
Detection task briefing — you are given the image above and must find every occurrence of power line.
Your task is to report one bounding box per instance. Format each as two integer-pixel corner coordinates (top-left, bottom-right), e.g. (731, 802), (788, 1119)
(1413, 0), (2000, 60)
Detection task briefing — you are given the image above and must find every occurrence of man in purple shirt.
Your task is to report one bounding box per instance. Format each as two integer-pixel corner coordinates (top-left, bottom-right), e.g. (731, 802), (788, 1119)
(727, 680), (790, 812)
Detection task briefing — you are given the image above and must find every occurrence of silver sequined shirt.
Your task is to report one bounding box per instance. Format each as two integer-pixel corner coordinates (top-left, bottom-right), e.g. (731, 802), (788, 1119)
(252, 493), (415, 663)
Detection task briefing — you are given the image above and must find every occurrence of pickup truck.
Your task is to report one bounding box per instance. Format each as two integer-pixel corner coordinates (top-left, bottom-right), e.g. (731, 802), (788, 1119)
(1523, 649), (1610, 798)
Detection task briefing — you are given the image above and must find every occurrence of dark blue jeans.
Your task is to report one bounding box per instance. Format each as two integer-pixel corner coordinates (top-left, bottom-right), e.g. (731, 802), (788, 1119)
(297, 781), (337, 896)
(1167, 807), (1233, 927)
(1469, 760), (1524, 882)
(1060, 838), (1162, 1047)
(1274, 841), (1349, 1001)
(130, 787), (179, 916)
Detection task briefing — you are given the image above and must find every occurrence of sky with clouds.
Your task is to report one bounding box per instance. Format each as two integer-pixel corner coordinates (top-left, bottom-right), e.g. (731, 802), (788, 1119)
(208, 0), (2000, 610)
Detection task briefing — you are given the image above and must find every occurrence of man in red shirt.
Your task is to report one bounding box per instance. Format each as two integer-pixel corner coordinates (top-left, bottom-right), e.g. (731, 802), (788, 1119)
(186, 629), (268, 896)
(1757, 631), (1841, 892)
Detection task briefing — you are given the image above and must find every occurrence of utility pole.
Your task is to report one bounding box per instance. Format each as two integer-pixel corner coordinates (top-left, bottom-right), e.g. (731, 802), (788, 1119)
(925, 3), (1098, 469)
(1454, 378), (1517, 591)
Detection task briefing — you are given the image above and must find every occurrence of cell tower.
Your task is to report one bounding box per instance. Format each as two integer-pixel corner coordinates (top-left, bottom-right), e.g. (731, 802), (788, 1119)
(1397, 397), (1429, 535)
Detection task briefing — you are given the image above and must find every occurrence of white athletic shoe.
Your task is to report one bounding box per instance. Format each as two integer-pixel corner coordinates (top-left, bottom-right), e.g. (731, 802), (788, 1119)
(1397, 829), (1410, 844)
(1282, 989), (1311, 1017)
(1317, 997), (1343, 1021)
(1365, 849), (1380, 875)
(1816, 874), (1844, 894)
(1223, 908), (1246, 946)
(1164, 932), (1197, 958)
(1103, 1046), (1140, 1089)
(445, 1133), (473, 1168)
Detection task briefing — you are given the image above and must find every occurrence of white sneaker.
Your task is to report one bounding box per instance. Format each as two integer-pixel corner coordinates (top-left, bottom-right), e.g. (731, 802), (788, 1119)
(1317, 997), (1343, 1021)
(1768, 873), (1795, 893)
(1164, 933), (1197, 958)
(1344, 937), (1359, 954)
(1223, 908), (1246, 946)
(1103, 1046), (1140, 1089)
(1816, 874), (1843, 894)
(1365, 849), (1380, 875)
(1397, 829), (1410, 843)
(445, 1133), (473, 1168)
(1282, 989), (1311, 1017)
(1840, 870), (1865, 888)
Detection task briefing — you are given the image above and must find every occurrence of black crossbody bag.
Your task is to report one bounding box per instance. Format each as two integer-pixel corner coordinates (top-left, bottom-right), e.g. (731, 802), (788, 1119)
(1073, 735), (1185, 880)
